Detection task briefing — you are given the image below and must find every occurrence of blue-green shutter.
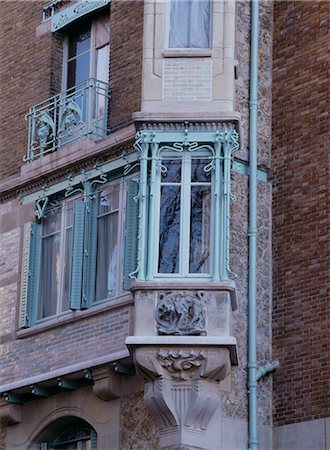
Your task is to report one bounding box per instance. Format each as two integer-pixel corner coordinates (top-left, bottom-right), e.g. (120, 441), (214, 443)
(19, 222), (41, 328)
(69, 201), (85, 310)
(123, 179), (139, 290)
(82, 197), (97, 308)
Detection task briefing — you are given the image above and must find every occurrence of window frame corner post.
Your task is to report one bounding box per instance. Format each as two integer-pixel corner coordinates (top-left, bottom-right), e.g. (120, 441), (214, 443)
(145, 142), (158, 281)
(136, 135), (149, 281)
(212, 139), (222, 281)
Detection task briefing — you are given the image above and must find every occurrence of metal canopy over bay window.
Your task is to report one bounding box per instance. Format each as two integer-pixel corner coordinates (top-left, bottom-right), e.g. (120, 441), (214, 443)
(133, 123), (239, 283)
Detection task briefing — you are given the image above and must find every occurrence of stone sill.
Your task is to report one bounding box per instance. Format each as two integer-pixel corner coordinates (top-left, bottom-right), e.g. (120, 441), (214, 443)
(126, 335), (238, 365)
(133, 110), (241, 123)
(163, 49), (212, 58)
(131, 279), (238, 311)
(17, 294), (133, 339)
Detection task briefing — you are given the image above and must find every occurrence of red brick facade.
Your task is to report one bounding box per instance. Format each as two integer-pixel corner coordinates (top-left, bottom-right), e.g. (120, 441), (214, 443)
(272, 0), (330, 426)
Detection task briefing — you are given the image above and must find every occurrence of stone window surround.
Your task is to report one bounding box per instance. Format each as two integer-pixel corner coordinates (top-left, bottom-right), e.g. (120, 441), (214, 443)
(141, 0), (237, 113)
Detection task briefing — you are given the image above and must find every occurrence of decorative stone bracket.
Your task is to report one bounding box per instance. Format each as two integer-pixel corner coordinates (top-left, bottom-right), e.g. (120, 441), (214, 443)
(0, 400), (21, 426)
(126, 337), (237, 450)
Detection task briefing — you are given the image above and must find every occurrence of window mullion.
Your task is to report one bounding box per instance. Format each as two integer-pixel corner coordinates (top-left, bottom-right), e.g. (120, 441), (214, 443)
(181, 153), (191, 276)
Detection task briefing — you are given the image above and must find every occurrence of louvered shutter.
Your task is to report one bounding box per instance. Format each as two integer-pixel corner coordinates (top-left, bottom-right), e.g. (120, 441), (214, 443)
(19, 222), (41, 328)
(123, 179), (139, 290)
(69, 200), (86, 310)
(82, 197), (97, 308)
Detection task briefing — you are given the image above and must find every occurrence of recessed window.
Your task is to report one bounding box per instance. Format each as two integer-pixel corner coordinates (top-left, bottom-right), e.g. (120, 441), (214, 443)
(169, 0), (211, 49)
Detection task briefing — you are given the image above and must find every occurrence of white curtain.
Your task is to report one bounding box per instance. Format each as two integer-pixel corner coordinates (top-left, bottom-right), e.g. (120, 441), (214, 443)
(169, 0), (211, 49)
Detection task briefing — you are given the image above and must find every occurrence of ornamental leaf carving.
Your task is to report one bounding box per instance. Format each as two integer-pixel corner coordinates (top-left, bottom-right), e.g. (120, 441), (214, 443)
(156, 291), (207, 336)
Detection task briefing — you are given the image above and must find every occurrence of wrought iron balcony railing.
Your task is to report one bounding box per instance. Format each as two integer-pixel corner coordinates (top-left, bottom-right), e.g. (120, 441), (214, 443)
(25, 78), (111, 162)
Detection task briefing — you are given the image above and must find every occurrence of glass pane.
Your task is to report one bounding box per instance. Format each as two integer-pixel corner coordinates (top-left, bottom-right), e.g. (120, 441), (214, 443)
(98, 185), (119, 215)
(190, 0), (211, 48)
(62, 227), (72, 312)
(189, 185), (211, 273)
(39, 233), (60, 319)
(67, 53), (90, 89)
(95, 213), (118, 300)
(158, 186), (181, 273)
(95, 15), (110, 48)
(96, 44), (109, 84)
(68, 28), (91, 59)
(161, 158), (181, 182)
(169, 0), (189, 48)
(42, 207), (62, 236)
(191, 158), (211, 182)
(169, 0), (210, 48)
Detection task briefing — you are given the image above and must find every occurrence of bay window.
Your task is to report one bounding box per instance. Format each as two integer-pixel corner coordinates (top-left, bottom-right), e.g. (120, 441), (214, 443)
(157, 152), (213, 276)
(134, 125), (239, 283)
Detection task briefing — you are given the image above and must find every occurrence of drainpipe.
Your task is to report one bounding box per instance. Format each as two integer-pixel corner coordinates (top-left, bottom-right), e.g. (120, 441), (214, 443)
(247, 0), (260, 448)
(248, 2), (279, 449)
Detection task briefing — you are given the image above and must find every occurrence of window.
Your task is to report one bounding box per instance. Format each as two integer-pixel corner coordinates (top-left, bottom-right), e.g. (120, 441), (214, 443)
(157, 151), (212, 276)
(64, 15), (110, 89)
(19, 173), (139, 328)
(37, 417), (97, 450)
(168, 0), (211, 49)
(134, 126), (239, 282)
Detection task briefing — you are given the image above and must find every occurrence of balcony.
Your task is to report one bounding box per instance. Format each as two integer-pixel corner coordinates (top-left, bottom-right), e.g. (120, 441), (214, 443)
(25, 78), (111, 162)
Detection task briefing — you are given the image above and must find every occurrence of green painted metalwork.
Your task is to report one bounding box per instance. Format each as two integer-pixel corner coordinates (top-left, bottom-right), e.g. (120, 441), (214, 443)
(51, 0), (110, 32)
(19, 222), (41, 328)
(70, 201), (86, 310)
(25, 78), (110, 162)
(232, 158), (268, 182)
(31, 385), (52, 397)
(134, 125), (239, 281)
(3, 392), (25, 405)
(123, 179), (139, 290)
(113, 362), (135, 375)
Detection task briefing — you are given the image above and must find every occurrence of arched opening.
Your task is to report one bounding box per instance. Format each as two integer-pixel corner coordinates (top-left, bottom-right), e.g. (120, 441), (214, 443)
(30, 416), (97, 450)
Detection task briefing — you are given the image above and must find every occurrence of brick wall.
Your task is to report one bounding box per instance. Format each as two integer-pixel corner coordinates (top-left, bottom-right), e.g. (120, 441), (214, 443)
(0, 1), (60, 181)
(109, 0), (143, 131)
(163, 59), (212, 101)
(272, 1), (330, 426)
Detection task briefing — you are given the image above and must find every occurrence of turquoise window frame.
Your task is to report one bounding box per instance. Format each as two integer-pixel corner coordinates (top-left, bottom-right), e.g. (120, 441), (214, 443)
(19, 157), (139, 328)
(133, 125), (239, 282)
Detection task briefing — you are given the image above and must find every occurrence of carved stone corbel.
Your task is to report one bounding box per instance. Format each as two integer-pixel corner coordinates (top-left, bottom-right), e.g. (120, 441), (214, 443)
(92, 365), (121, 401)
(0, 401), (21, 425)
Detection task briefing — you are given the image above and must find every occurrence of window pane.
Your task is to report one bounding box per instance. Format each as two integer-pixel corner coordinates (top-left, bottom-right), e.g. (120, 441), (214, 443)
(95, 213), (119, 300)
(169, 0), (189, 48)
(42, 207), (62, 236)
(191, 158), (211, 182)
(62, 227), (72, 312)
(98, 185), (119, 215)
(169, 0), (210, 49)
(39, 233), (60, 319)
(190, 0), (210, 48)
(158, 186), (181, 273)
(95, 15), (110, 48)
(96, 44), (110, 84)
(161, 158), (182, 182)
(189, 185), (211, 273)
(67, 52), (90, 89)
(68, 28), (91, 59)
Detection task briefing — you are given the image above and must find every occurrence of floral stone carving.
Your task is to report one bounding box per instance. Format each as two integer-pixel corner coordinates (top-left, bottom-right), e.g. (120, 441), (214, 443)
(156, 291), (207, 336)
